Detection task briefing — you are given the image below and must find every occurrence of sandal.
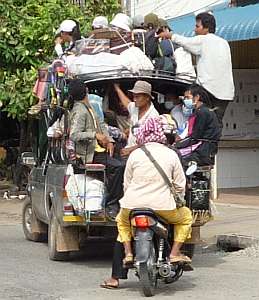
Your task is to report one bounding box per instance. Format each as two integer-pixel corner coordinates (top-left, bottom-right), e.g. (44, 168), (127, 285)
(123, 254), (134, 268)
(100, 280), (119, 289)
(170, 255), (192, 264)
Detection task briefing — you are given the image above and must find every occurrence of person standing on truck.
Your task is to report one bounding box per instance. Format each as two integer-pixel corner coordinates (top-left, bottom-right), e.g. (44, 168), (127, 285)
(159, 12), (234, 126)
(68, 79), (124, 219)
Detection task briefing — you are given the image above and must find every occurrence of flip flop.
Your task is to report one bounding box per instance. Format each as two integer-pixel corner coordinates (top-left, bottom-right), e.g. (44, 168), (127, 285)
(123, 254), (134, 268)
(100, 280), (119, 289)
(170, 255), (192, 264)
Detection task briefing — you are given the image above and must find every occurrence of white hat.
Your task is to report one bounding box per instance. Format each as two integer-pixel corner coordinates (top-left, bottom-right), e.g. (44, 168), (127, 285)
(110, 13), (132, 32)
(56, 19), (77, 34)
(133, 15), (144, 28)
(92, 16), (108, 29)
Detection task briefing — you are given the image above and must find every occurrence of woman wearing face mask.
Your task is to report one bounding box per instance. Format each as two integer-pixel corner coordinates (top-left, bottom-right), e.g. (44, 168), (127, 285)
(176, 84), (221, 168)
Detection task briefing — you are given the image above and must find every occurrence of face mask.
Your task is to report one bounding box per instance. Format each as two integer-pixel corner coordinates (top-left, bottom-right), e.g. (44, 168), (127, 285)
(164, 101), (175, 110)
(182, 106), (193, 118)
(183, 98), (194, 109)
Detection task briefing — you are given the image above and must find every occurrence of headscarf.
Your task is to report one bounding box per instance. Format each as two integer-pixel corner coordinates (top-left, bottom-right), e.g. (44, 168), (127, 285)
(135, 116), (167, 145)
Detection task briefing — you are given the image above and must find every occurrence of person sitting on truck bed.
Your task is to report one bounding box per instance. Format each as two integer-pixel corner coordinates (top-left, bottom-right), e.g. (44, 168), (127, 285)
(68, 79), (125, 219)
(176, 84), (221, 168)
(114, 81), (159, 158)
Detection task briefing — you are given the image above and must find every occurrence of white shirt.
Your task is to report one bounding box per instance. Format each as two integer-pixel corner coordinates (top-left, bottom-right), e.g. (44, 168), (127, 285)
(171, 104), (187, 130)
(120, 142), (186, 210)
(172, 33), (235, 100)
(126, 102), (159, 147)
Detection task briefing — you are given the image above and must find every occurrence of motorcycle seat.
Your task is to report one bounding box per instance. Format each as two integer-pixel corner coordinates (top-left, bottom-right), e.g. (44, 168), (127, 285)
(130, 208), (169, 226)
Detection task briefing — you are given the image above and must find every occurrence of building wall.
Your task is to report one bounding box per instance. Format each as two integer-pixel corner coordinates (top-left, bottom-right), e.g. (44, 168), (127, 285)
(217, 147), (259, 187)
(218, 55), (259, 187)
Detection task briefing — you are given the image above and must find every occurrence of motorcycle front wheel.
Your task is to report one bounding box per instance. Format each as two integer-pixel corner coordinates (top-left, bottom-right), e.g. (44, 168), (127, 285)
(138, 244), (157, 297)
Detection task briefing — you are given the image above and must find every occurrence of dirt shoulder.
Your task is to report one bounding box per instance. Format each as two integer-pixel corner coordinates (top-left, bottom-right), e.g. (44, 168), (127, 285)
(0, 198), (23, 225)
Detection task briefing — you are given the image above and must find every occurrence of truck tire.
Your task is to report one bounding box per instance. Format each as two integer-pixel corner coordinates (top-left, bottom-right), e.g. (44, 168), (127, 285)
(22, 198), (47, 242)
(48, 207), (70, 261)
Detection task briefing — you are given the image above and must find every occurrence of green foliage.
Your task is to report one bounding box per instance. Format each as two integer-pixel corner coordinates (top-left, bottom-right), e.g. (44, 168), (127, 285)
(0, 0), (120, 120)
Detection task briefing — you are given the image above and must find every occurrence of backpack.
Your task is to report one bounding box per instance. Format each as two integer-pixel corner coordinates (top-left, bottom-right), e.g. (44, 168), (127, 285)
(144, 29), (159, 59)
(154, 39), (177, 74)
(154, 56), (177, 73)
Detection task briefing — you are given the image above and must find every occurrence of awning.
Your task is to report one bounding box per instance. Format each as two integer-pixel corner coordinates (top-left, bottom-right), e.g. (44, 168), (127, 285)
(167, 3), (259, 42)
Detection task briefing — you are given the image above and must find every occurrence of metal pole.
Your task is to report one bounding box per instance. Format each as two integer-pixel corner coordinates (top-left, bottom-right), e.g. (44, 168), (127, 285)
(211, 155), (218, 201)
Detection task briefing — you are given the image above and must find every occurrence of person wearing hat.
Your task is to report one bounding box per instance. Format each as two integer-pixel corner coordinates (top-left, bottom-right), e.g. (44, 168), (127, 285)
(110, 13), (132, 32)
(114, 80), (159, 157)
(54, 19), (81, 58)
(176, 84), (221, 168)
(92, 16), (108, 30)
(132, 15), (146, 52)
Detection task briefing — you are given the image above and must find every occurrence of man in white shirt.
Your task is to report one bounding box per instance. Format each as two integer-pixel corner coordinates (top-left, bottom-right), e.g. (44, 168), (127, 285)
(160, 12), (235, 125)
(114, 81), (159, 157)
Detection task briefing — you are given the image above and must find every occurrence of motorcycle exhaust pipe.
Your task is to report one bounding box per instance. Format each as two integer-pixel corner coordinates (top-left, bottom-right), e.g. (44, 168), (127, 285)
(158, 263), (171, 278)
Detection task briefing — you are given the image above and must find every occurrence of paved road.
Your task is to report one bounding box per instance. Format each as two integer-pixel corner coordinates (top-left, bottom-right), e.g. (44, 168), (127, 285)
(1, 224), (259, 300)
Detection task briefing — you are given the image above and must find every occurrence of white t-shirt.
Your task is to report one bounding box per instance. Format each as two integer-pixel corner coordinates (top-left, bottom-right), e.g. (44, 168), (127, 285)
(173, 33), (235, 100)
(126, 102), (159, 147)
(171, 104), (187, 130)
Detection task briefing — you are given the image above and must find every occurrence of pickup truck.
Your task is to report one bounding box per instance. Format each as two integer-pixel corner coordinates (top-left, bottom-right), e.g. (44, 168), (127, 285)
(22, 70), (204, 261)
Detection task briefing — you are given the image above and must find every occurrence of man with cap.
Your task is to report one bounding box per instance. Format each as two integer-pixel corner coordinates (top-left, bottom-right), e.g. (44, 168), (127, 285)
(55, 19), (81, 58)
(92, 16), (108, 30)
(114, 80), (159, 157)
(110, 13), (132, 32)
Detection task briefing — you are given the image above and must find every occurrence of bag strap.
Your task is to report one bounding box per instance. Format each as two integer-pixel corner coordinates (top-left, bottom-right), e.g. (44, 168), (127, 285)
(140, 145), (174, 191)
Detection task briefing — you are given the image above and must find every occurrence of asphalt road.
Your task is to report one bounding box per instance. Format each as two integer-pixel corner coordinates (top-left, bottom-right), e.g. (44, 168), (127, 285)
(1, 224), (259, 300)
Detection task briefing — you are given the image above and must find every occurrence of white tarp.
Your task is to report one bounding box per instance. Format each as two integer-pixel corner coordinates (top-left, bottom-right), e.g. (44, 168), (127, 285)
(66, 46), (154, 75)
(130, 0), (228, 19)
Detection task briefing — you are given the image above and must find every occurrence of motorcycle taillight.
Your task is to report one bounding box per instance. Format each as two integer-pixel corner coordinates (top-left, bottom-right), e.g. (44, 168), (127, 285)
(135, 216), (150, 228)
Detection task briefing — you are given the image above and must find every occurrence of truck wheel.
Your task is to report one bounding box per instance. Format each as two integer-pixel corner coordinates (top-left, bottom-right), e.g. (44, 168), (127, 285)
(22, 198), (47, 242)
(48, 207), (70, 261)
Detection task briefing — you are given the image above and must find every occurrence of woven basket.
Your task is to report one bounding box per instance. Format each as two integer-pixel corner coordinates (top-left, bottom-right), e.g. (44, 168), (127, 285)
(192, 210), (213, 226)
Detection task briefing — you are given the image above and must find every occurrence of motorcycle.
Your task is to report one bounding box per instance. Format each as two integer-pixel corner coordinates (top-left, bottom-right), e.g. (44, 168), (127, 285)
(128, 163), (199, 297)
(129, 208), (191, 297)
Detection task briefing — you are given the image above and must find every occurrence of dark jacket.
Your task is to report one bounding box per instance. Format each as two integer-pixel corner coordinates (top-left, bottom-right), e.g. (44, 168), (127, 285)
(176, 104), (221, 164)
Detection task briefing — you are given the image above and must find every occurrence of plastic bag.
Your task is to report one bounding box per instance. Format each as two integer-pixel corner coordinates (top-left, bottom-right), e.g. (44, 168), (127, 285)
(65, 173), (105, 212)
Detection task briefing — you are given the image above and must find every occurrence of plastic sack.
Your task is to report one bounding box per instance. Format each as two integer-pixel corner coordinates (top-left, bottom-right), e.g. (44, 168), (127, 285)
(120, 46), (154, 73)
(66, 52), (123, 75)
(75, 38), (110, 55)
(174, 47), (196, 77)
(65, 173), (105, 212)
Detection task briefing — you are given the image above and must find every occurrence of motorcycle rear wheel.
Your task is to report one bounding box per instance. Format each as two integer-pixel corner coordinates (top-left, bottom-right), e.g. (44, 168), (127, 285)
(138, 244), (157, 297)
